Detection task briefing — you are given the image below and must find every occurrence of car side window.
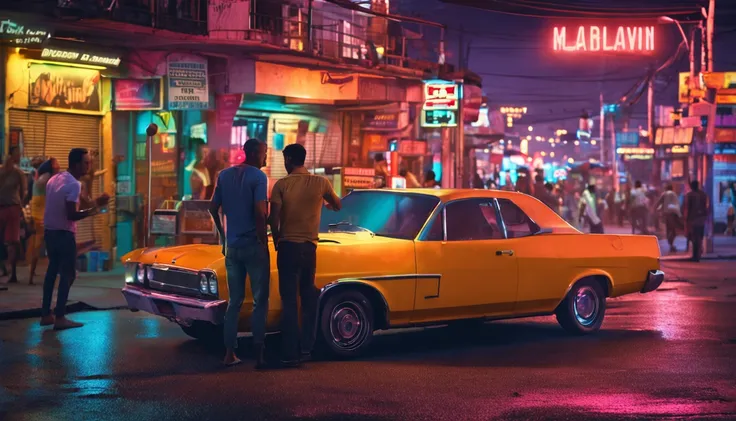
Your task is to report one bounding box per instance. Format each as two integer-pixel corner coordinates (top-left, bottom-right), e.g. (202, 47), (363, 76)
(497, 199), (539, 238)
(424, 211), (444, 241)
(445, 199), (504, 241)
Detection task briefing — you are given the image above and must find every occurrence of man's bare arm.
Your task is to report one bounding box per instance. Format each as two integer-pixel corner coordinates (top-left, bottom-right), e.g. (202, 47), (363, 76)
(323, 183), (342, 211)
(254, 200), (268, 247)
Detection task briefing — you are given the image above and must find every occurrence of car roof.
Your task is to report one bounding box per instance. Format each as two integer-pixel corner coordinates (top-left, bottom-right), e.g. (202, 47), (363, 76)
(359, 188), (524, 202)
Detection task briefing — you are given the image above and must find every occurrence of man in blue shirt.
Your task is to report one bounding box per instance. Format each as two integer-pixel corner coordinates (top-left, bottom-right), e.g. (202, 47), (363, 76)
(209, 139), (270, 368)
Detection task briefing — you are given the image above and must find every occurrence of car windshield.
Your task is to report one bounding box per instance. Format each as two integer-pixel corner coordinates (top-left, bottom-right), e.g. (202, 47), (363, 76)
(320, 191), (440, 240)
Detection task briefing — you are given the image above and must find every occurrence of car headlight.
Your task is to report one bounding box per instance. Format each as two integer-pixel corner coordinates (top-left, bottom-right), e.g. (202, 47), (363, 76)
(124, 263), (136, 284)
(136, 264), (146, 283)
(208, 273), (218, 295)
(199, 273), (209, 293)
(146, 266), (155, 282)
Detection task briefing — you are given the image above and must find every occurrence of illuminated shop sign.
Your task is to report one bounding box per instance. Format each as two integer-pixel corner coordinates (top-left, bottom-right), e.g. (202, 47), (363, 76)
(616, 147), (655, 155)
(41, 48), (121, 67)
(422, 109), (457, 128)
(666, 145), (690, 154)
(553, 25), (655, 53)
(500, 106), (527, 128)
(423, 81), (458, 110)
(0, 19), (49, 46)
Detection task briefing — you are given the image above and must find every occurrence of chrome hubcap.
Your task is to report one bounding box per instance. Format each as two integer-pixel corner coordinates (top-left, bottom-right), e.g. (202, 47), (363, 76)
(329, 301), (367, 350)
(573, 286), (599, 326)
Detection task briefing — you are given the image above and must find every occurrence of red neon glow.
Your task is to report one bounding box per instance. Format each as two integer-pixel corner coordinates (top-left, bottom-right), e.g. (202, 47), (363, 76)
(553, 26), (655, 52)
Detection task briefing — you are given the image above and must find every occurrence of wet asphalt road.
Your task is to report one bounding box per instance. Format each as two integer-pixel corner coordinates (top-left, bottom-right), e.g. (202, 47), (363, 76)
(1, 261), (735, 420)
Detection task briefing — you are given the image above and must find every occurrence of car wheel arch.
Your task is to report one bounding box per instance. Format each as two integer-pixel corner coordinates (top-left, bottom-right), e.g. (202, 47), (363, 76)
(319, 281), (390, 330)
(556, 271), (613, 310)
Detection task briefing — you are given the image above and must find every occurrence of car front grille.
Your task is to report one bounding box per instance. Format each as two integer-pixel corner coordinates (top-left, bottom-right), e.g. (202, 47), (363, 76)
(148, 266), (202, 297)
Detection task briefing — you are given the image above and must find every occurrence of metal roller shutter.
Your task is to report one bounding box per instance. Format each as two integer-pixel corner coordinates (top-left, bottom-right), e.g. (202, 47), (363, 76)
(8, 110), (103, 248)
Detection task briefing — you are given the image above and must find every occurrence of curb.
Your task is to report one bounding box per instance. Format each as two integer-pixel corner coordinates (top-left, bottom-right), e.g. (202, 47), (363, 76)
(661, 254), (736, 262)
(0, 302), (128, 321)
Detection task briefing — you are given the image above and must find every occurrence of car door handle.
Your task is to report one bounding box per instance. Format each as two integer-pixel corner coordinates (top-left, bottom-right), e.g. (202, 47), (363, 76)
(496, 250), (514, 256)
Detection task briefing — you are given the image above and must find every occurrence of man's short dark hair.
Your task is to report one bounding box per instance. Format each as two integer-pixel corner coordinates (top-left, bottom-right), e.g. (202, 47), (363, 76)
(68, 148), (89, 168)
(244, 138), (264, 155)
(666, 183), (674, 191)
(635, 180), (642, 188)
(399, 168), (408, 177)
(283, 143), (306, 166)
(690, 180), (700, 191)
(535, 174), (544, 183)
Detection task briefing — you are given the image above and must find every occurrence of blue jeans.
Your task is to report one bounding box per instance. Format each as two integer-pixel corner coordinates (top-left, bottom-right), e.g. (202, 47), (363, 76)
(42, 230), (77, 317)
(224, 245), (270, 349)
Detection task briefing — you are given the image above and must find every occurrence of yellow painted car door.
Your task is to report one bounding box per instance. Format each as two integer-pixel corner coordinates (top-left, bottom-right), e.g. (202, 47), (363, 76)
(413, 198), (519, 323)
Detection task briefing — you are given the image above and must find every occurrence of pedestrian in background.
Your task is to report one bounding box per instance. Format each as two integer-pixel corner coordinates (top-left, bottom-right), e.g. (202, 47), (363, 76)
(579, 184), (604, 234)
(41, 148), (109, 330)
(654, 184), (682, 253)
(423, 170), (437, 188)
(270, 143), (341, 367)
(682, 180), (709, 262)
(399, 168), (421, 188)
(27, 158), (60, 284)
(630, 180), (649, 235)
(0, 146), (27, 284)
(209, 139), (270, 368)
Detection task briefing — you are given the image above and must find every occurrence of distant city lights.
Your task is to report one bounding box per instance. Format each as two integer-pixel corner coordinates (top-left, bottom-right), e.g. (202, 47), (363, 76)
(528, 126), (533, 132)
(550, 152), (555, 158)
(567, 157), (575, 164)
(574, 140), (580, 146)
(591, 140), (597, 145)
(540, 151), (546, 157)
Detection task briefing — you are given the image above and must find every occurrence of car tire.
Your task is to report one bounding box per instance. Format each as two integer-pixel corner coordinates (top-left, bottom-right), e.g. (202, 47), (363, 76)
(320, 290), (374, 358)
(555, 279), (606, 335)
(179, 321), (224, 343)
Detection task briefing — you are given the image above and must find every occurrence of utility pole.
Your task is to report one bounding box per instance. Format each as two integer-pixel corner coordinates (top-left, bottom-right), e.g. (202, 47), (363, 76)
(647, 71), (654, 144)
(704, 0), (716, 253)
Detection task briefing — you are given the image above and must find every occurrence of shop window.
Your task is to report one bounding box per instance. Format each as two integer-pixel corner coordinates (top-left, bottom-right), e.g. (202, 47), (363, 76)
(445, 199), (503, 241)
(342, 21), (359, 59)
(497, 199), (539, 238)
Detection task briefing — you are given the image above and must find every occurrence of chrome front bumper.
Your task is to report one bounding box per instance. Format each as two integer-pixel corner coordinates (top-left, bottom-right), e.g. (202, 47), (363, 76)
(641, 270), (665, 294)
(121, 285), (227, 325)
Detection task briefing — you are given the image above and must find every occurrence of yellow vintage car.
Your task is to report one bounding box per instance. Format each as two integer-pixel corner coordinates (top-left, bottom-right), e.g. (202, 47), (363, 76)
(121, 188), (664, 357)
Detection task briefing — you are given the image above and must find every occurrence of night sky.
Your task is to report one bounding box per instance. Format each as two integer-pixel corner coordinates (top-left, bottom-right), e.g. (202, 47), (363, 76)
(396, 0), (736, 139)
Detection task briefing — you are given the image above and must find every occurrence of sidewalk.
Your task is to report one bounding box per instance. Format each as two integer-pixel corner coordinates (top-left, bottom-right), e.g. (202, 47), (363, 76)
(602, 224), (736, 260)
(0, 264), (127, 320)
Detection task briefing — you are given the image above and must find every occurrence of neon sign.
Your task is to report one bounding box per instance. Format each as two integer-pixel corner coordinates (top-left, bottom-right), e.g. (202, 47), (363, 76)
(423, 81), (458, 110)
(553, 26), (655, 52)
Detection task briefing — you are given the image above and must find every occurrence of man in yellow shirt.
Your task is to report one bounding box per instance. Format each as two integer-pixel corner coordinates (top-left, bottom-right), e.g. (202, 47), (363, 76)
(269, 144), (341, 367)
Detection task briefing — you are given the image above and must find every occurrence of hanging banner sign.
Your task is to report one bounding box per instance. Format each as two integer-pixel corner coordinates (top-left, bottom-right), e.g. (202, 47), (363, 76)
(363, 112), (399, 130)
(423, 80), (458, 110)
(168, 57), (210, 110)
(113, 78), (163, 110)
(552, 25), (655, 53)
(40, 47), (121, 67)
(0, 18), (49, 46)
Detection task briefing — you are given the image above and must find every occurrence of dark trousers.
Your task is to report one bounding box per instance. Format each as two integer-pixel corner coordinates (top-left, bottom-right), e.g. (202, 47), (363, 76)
(277, 241), (318, 361)
(689, 224), (705, 262)
(631, 206), (649, 235)
(590, 222), (604, 234)
(41, 230), (77, 318)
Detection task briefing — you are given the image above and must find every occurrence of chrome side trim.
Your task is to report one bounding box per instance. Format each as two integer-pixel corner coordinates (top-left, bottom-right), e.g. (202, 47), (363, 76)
(336, 273), (441, 282)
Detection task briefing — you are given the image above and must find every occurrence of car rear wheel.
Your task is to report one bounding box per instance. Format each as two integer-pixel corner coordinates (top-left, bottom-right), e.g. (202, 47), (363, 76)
(179, 321), (224, 344)
(320, 290), (374, 358)
(555, 279), (606, 335)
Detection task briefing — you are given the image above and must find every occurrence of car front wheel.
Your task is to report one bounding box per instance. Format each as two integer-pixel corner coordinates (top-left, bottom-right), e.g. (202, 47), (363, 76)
(555, 279), (606, 335)
(179, 321), (224, 344)
(320, 290), (374, 358)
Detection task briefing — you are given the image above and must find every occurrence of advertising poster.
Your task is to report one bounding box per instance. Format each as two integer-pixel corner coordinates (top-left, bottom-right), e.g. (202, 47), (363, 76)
(713, 155), (736, 226)
(29, 63), (101, 113)
(113, 78), (163, 110)
(168, 57), (209, 110)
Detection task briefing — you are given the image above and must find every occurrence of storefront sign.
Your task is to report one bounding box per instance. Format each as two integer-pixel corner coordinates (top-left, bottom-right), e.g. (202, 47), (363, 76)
(366, 134), (388, 152)
(398, 140), (427, 156)
(0, 19), (49, 46)
(113, 78), (163, 110)
(343, 167), (376, 189)
(363, 112), (399, 130)
(8, 127), (22, 150)
(422, 109), (458, 128)
(180, 200), (215, 235)
(713, 154), (736, 225)
(616, 147), (654, 155)
(40, 48), (121, 67)
(463, 85), (483, 123)
(168, 57), (210, 110)
(658, 127), (675, 145)
(423, 80), (458, 110)
(665, 145), (690, 154)
(715, 128), (736, 143)
(714, 143), (736, 155)
(216, 94), (242, 143)
(678, 72), (705, 103)
(29, 63), (101, 113)
(552, 25), (655, 53)
(615, 131), (639, 147)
